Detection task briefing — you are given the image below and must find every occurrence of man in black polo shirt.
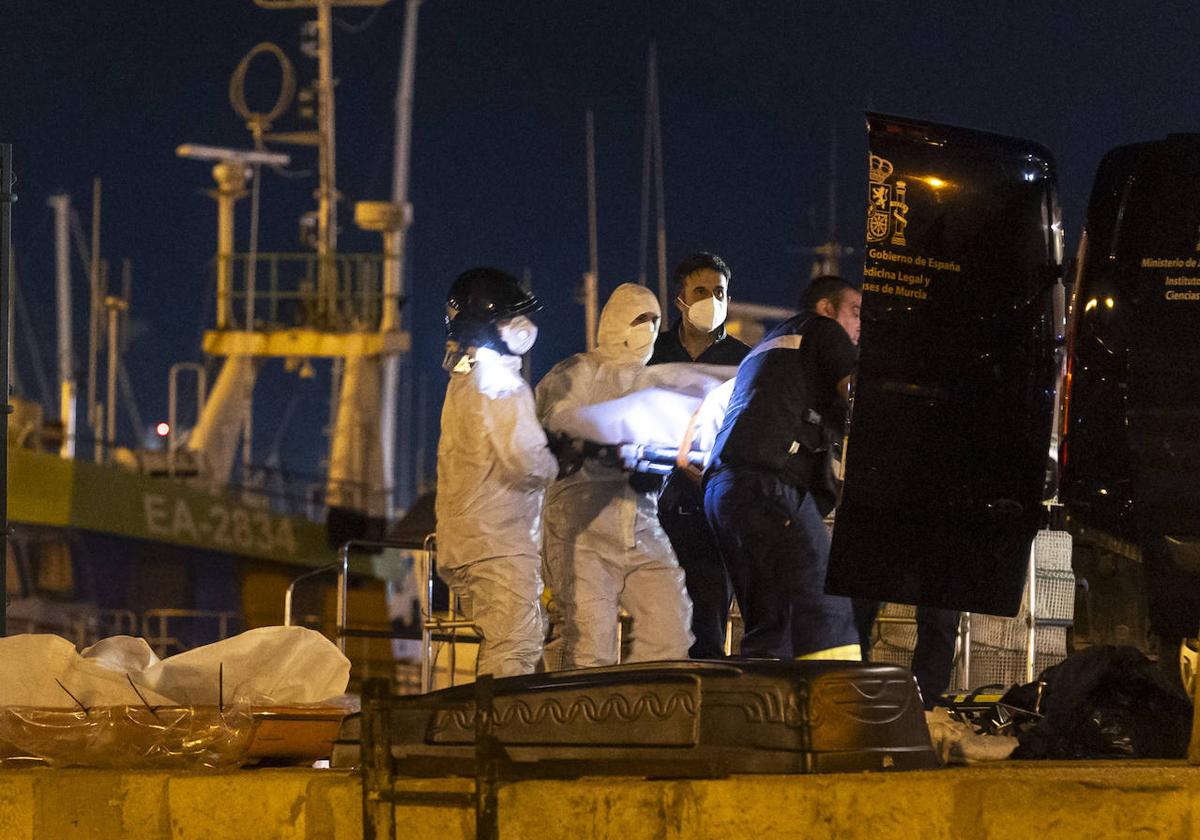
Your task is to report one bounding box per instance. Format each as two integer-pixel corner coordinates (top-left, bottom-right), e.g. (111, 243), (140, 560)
(649, 252), (750, 367)
(649, 252), (749, 658)
(703, 276), (862, 661)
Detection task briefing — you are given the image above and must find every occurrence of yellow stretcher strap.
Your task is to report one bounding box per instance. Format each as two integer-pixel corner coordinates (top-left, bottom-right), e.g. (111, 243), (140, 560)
(796, 644), (862, 662)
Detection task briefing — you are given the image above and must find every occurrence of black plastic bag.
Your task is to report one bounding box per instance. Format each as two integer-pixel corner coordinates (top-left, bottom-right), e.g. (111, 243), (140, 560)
(1001, 645), (1191, 759)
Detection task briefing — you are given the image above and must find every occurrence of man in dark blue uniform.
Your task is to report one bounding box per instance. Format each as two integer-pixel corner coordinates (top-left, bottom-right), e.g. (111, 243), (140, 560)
(703, 276), (862, 660)
(648, 252), (749, 658)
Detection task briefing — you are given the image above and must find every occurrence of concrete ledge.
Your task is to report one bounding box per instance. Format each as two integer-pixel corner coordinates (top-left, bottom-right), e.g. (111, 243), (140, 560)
(1, 763), (1200, 839)
(0, 769), (362, 840)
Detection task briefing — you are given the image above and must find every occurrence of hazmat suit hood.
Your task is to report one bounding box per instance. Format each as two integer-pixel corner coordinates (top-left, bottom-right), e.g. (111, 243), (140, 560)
(535, 281), (692, 670)
(596, 283), (661, 365)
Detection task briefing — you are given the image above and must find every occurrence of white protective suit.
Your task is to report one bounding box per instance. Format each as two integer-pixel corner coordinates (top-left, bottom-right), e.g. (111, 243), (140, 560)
(536, 283), (693, 668)
(435, 345), (559, 677)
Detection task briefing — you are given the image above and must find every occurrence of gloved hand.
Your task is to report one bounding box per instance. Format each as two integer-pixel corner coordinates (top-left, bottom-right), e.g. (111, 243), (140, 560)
(546, 431), (584, 480)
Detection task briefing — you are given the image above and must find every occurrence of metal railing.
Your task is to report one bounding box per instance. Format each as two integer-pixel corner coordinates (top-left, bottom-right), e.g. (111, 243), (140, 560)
(283, 539), (417, 655)
(419, 534), (481, 693)
(6, 614), (97, 645)
(219, 251), (395, 332)
(98, 608), (139, 639)
(284, 561), (347, 649)
(141, 609), (240, 657)
(6, 608), (220, 653)
(227, 466), (394, 521)
(282, 537), (480, 692)
(166, 362), (207, 477)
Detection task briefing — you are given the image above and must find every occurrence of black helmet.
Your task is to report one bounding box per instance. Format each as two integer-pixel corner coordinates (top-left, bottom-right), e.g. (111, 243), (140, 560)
(445, 267), (541, 348)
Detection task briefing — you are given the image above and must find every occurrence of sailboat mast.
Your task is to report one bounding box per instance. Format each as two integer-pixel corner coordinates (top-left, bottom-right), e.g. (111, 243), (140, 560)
(383, 0), (421, 513)
(391, 0), (420, 214)
(48, 194), (76, 458)
(104, 293), (127, 458)
(583, 109), (599, 351)
(808, 123), (845, 279)
(88, 178), (102, 461)
(637, 45), (653, 289)
(1, 144), (11, 636)
(315, 0), (338, 319)
(828, 123), (837, 242)
(650, 42), (668, 316)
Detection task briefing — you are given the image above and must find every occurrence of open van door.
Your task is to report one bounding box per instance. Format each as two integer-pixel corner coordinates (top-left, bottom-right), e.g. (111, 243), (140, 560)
(827, 113), (1062, 616)
(1061, 135), (1200, 644)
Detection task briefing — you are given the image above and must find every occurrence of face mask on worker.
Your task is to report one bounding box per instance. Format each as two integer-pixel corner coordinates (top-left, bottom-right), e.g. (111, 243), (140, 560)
(625, 320), (657, 364)
(498, 316), (538, 356)
(681, 295), (727, 333)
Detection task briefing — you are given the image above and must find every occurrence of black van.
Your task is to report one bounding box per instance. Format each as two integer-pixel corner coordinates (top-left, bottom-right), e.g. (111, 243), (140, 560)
(1060, 134), (1200, 657)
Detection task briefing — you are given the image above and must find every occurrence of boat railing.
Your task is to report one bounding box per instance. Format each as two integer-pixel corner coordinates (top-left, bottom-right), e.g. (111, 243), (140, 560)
(141, 608), (242, 658)
(97, 608), (139, 639)
(219, 251), (395, 332)
(228, 467), (393, 522)
(6, 613), (96, 646)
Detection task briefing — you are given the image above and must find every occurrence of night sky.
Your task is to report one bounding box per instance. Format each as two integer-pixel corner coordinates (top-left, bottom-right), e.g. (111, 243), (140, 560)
(3, 1), (1196, 509)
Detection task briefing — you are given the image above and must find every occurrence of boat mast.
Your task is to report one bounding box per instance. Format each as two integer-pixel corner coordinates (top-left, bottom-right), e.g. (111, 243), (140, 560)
(390, 0), (420, 244)
(583, 109), (598, 351)
(314, 0), (339, 320)
(638, 42), (668, 317)
(651, 44), (668, 316)
(47, 193), (76, 458)
(637, 62), (651, 290)
(175, 148), (280, 490)
(87, 178), (102, 462)
(1, 144), (13, 636)
(828, 124), (837, 247)
(104, 293), (128, 457)
(808, 123), (852, 279)
(381, 0), (421, 512)
(184, 0), (401, 518)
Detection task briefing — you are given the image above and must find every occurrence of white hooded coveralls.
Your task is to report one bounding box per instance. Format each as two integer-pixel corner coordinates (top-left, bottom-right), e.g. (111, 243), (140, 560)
(435, 345), (559, 678)
(536, 283), (693, 668)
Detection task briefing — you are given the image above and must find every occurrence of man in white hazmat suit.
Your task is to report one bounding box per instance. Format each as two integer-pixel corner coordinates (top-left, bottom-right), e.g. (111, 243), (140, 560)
(435, 267), (560, 678)
(536, 283), (693, 668)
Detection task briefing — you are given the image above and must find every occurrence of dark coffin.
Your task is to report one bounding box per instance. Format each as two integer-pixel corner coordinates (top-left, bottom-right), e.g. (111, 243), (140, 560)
(338, 660), (937, 776)
(827, 113), (1062, 616)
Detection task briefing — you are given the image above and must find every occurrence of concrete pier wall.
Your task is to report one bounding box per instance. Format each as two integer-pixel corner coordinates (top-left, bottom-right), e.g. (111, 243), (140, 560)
(2, 763), (1200, 839)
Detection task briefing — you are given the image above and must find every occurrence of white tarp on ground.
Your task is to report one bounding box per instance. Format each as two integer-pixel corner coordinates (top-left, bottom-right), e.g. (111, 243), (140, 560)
(547, 362), (737, 448)
(0, 626), (350, 709)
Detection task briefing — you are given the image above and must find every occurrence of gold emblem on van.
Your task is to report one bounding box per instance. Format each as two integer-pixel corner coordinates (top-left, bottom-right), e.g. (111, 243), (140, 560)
(867, 154), (909, 246)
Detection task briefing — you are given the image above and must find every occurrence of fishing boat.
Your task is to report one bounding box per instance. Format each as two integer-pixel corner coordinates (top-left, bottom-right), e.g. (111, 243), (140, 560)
(5, 0), (427, 687)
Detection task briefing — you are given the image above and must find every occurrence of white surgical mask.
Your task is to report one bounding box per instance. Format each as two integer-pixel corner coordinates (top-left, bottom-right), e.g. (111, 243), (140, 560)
(682, 295), (727, 332)
(499, 316), (538, 356)
(625, 321), (658, 364)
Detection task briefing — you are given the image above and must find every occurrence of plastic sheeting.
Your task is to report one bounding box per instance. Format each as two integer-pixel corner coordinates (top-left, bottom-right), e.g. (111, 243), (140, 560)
(925, 709), (1018, 765)
(1003, 645), (1192, 760)
(0, 704), (255, 769)
(0, 627), (351, 768)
